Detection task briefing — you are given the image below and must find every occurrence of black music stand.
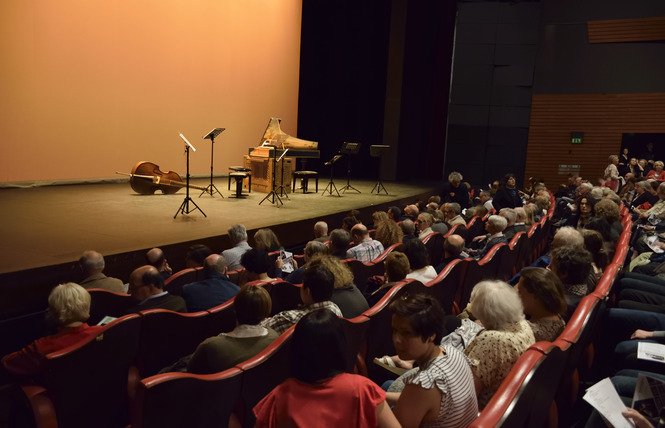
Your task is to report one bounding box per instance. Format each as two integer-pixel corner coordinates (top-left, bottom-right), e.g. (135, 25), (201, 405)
(339, 141), (361, 194)
(259, 149), (286, 207)
(275, 148), (290, 199)
(370, 145), (390, 195)
(321, 154), (343, 197)
(199, 127), (225, 198)
(175, 133), (207, 218)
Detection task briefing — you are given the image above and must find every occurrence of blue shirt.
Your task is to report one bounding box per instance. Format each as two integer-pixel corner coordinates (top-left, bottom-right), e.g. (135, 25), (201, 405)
(182, 272), (240, 312)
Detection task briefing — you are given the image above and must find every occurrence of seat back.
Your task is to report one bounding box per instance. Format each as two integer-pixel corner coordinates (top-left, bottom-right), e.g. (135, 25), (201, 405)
(88, 288), (134, 325)
(164, 268), (202, 296)
(206, 299), (237, 334)
(236, 327), (295, 428)
(131, 368), (243, 428)
(425, 258), (467, 314)
(343, 259), (385, 293)
(227, 269), (247, 286)
(457, 244), (507, 310)
(339, 315), (371, 374)
(422, 232), (445, 266)
(137, 309), (222, 378)
(43, 314), (141, 428)
(267, 281), (302, 315)
(464, 216), (486, 245)
(500, 232), (526, 280)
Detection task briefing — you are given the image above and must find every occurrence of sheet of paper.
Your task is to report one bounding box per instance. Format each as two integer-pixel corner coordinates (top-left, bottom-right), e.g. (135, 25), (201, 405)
(583, 377), (633, 428)
(637, 342), (665, 363)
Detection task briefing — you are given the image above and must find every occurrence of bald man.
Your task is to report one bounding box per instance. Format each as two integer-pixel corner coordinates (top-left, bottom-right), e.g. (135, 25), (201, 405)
(182, 254), (239, 312)
(346, 224), (384, 263)
(126, 265), (187, 313)
(146, 247), (172, 280)
(435, 234), (466, 273)
(78, 250), (125, 294)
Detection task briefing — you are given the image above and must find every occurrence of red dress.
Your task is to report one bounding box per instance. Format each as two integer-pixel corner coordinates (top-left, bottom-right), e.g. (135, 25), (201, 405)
(253, 373), (385, 428)
(2, 323), (104, 377)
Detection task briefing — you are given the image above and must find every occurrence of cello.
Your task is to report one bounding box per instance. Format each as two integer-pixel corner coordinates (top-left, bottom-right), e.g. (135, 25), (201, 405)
(117, 161), (208, 195)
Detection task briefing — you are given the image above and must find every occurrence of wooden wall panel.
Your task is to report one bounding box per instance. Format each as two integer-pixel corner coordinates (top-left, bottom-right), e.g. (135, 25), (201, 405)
(524, 93), (665, 188)
(588, 17), (665, 43)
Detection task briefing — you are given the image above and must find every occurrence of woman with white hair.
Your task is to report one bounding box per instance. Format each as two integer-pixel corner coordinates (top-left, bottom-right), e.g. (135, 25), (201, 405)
(463, 280), (535, 409)
(2, 283), (104, 377)
(603, 155), (620, 191)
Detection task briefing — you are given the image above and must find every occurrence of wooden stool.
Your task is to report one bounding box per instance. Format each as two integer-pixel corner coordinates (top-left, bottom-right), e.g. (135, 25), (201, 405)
(228, 167), (251, 192)
(292, 171), (318, 193)
(229, 172), (249, 198)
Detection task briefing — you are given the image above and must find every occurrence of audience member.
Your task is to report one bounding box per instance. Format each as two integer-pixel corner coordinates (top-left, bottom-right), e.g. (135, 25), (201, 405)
(313, 221), (329, 242)
(126, 265), (187, 313)
(285, 241), (328, 284)
(242, 248), (276, 283)
(185, 244), (213, 268)
(187, 285), (278, 374)
(253, 309), (399, 427)
(347, 224), (384, 263)
(603, 155), (621, 191)
(374, 216), (404, 249)
(492, 173), (522, 211)
(516, 267), (566, 342)
(478, 189), (494, 212)
(415, 212), (434, 240)
(253, 228), (282, 252)
(329, 228), (352, 259)
(2, 283), (104, 377)
(308, 255), (368, 318)
(260, 264), (342, 334)
(441, 171), (470, 208)
(146, 247), (172, 280)
(387, 206), (402, 222)
(580, 229), (609, 281)
(400, 219), (417, 243)
(221, 224), (251, 271)
(499, 208), (518, 241)
(549, 245), (593, 316)
(443, 203), (466, 227)
(364, 252), (410, 307)
(78, 250), (125, 293)
(182, 254), (239, 312)
(403, 205), (419, 222)
(435, 235), (466, 273)
(403, 239), (437, 284)
(431, 209), (449, 235)
(342, 216), (360, 231)
(468, 215), (507, 260)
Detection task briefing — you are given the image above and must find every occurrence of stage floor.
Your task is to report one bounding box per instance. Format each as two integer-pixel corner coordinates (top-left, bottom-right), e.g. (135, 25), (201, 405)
(0, 177), (438, 275)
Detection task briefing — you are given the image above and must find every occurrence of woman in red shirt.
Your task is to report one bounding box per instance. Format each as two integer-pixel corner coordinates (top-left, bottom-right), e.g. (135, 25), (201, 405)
(647, 161), (665, 182)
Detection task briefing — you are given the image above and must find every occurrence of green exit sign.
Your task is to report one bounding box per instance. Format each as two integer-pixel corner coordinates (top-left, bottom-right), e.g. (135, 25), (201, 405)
(571, 132), (584, 144)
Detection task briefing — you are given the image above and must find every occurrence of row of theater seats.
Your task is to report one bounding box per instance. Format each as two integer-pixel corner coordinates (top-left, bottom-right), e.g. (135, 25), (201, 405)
(467, 207), (632, 428)
(23, 197), (560, 428)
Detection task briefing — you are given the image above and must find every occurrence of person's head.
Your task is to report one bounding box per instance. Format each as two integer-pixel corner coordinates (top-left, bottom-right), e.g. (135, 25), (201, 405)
(443, 203), (461, 220)
(390, 293), (446, 361)
(203, 254), (227, 275)
(550, 246), (592, 286)
(523, 205), (536, 225)
(404, 204), (419, 219)
(301, 263), (335, 304)
(342, 216), (359, 231)
(551, 227), (584, 250)
(415, 212), (433, 232)
(253, 228), (281, 252)
(48, 282), (91, 325)
(234, 285), (272, 325)
(307, 255), (354, 289)
(651, 180), (660, 193)
(185, 244), (212, 268)
(129, 265), (165, 301)
(372, 211), (389, 225)
(350, 223), (369, 244)
(580, 229), (608, 270)
(384, 251), (410, 283)
(374, 219), (404, 247)
(228, 224), (248, 245)
(313, 221), (328, 239)
(400, 219), (416, 236)
(428, 195), (441, 205)
(485, 214), (507, 235)
(622, 148), (629, 156)
(347, 209), (363, 225)
(292, 309), (347, 384)
(635, 180), (650, 194)
(514, 207), (526, 224)
(387, 206), (402, 221)
(534, 195), (550, 212)
(479, 189), (491, 203)
(443, 234), (465, 258)
(516, 268), (566, 317)
(577, 196), (597, 216)
(304, 240), (328, 262)
(608, 154), (619, 165)
(502, 173), (516, 188)
(658, 182), (665, 199)
(593, 198), (620, 223)
(630, 157), (638, 166)
(639, 159), (647, 168)
(402, 238), (430, 270)
(577, 182), (593, 196)
(655, 161), (664, 172)
(329, 228), (352, 256)
(499, 208), (517, 227)
(473, 205), (489, 219)
(448, 171), (463, 187)
(146, 248), (167, 271)
(584, 217), (613, 243)
(469, 280), (524, 330)
(240, 248), (271, 277)
(79, 250), (105, 276)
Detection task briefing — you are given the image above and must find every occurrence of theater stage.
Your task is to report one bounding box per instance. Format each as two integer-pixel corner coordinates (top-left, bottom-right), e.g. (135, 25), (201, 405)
(0, 177), (440, 318)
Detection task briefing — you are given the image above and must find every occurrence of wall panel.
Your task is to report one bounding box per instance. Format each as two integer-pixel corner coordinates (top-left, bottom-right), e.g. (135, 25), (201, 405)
(524, 93), (665, 187)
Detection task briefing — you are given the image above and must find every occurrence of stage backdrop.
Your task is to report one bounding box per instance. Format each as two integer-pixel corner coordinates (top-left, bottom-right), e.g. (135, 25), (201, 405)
(0, 0), (302, 184)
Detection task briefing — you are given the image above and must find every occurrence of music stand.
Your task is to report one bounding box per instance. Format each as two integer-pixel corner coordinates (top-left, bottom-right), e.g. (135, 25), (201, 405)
(175, 133), (207, 218)
(321, 154), (343, 197)
(370, 145), (390, 195)
(339, 141), (361, 194)
(199, 128), (225, 198)
(259, 149), (286, 207)
(275, 148), (290, 199)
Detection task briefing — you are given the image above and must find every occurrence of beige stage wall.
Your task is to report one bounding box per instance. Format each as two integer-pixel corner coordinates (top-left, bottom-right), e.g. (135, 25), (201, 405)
(0, 0), (302, 183)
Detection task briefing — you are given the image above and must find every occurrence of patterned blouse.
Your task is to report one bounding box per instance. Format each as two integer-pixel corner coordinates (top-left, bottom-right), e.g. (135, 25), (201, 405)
(527, 316), (565, 342)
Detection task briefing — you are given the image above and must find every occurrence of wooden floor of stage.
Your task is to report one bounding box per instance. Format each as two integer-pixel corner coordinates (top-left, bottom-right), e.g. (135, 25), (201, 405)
(0, 177), (439, 276)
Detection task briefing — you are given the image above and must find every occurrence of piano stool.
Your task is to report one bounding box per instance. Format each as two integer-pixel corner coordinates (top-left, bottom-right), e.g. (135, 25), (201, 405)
(229, 172), (249, 198)
(228, 167), (251, 192)
(292, 171), (318, 194)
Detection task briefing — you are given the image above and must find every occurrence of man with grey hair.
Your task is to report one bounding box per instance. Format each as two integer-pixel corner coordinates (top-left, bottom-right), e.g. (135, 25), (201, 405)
(403, 204), (419, 222)
(313, 221), (329, 242)
(441, 171), (470, 208)
(551, 226), (584, 249)
(443, 203), (466, 227)
(285, 241), (328, 284)
(78, 250), (125, 293)
(221, 224), (251, 271)
(182, 254), (239, 312)
(478, 189), (494, 212)
(499, 208), (519, 241)
(400, 219), (417, 243)
(468, 215), (508, 260)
